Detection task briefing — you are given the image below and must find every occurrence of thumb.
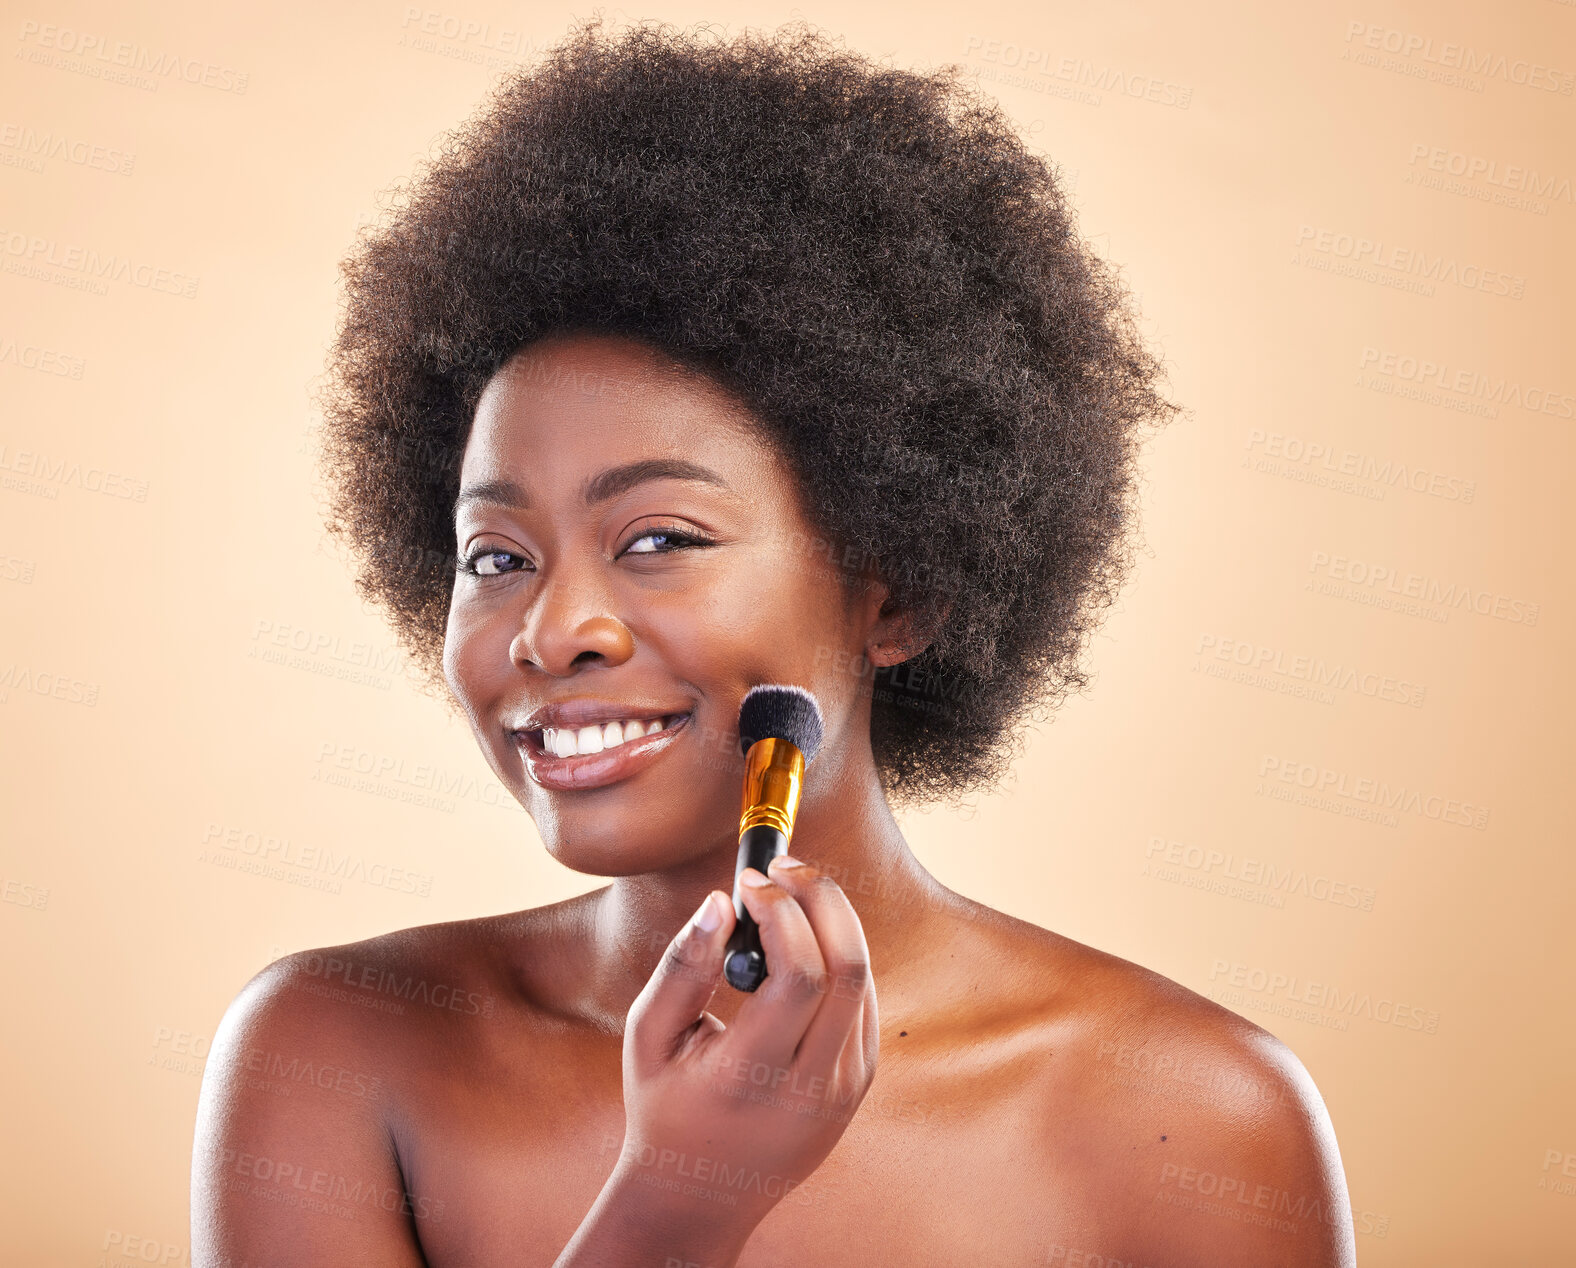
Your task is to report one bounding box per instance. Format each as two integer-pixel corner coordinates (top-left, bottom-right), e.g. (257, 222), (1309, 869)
(628, 890), (734, 1069)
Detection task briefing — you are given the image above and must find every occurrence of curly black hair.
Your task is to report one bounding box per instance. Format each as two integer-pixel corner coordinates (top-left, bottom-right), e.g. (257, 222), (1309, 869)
(316, 15), (1180, 809)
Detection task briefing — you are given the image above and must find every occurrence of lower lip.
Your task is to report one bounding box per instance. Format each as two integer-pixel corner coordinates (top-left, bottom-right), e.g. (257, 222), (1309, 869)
(516, 715), (692, 791)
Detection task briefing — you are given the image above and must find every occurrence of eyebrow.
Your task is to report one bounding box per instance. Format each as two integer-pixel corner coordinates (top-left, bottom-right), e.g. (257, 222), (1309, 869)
(455, 458), (732, 513)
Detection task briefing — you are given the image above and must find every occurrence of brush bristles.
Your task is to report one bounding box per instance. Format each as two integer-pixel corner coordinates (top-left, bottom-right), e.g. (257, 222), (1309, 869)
(737, 684), (825, 762)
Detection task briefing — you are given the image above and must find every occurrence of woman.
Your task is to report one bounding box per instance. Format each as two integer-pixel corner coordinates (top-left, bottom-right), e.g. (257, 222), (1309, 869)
(193, 18), (1354, 1265)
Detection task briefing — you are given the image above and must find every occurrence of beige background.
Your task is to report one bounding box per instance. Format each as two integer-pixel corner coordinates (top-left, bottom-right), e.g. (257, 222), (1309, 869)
(2, 0), (1571, 1262)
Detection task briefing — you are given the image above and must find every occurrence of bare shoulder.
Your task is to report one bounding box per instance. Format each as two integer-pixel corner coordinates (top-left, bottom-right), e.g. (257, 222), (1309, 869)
(270, 911), (530, 1022)
(958, 903), (1357, 1266)
(195, 905), (545, 1135)
(205, 894), (590, 1068)
(191, 903), (579, 1263)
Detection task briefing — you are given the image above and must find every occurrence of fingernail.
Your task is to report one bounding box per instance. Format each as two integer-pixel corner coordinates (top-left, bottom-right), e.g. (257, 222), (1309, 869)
(740, 868), (771, 888)
(693, 891), (723, 932)
(770, 854), (806, 870)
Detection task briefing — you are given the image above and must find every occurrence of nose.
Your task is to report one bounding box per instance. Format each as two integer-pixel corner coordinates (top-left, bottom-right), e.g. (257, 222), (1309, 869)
(510, 570), (634, 676)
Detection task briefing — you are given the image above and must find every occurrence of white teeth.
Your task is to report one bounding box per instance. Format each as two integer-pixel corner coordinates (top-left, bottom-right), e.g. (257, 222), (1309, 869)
(536, 715), (681, 758)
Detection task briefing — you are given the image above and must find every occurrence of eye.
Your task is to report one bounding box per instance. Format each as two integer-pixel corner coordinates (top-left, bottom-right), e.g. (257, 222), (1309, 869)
(619, 526), (714, 556)
(459, 546), (529, 577)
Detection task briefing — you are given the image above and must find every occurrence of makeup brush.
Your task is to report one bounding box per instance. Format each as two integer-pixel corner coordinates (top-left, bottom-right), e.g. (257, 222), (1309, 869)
(724, 684), (825, 992)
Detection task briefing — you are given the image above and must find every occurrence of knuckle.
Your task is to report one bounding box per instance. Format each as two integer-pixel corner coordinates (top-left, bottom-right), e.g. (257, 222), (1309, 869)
(775, 958), (827, 999)
(624, 995), (652, 1034)
(744, 881), (783, 912)
(660, 940), (705, 984)
(828, 956), (870, 995)
(803, 964), (834, 997)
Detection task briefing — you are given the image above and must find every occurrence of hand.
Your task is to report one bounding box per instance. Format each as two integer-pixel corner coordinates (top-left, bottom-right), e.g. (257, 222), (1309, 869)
(616, 854), (879, 1232)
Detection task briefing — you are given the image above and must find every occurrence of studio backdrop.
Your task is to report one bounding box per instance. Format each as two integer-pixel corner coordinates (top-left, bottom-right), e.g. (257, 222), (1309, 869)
(0, 1), (1570, 1264)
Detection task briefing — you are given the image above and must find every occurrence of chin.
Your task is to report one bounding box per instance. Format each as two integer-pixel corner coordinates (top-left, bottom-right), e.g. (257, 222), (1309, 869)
(525, 782), (740, 880)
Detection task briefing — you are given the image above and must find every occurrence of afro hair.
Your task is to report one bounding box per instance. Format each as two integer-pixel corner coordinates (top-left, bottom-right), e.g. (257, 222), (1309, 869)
(316, 15), (1181, 808)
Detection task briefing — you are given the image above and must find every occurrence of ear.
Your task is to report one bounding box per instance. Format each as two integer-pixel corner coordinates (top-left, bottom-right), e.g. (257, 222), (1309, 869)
(859, 577), (951, 669)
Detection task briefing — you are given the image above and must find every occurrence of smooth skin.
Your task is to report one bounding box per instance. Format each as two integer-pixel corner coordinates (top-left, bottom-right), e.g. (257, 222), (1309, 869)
(192, 331), (1356, 1266)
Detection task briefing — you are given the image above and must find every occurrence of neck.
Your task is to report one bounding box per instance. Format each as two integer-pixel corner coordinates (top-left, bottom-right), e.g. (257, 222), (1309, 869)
(576, 748), (953, 1030)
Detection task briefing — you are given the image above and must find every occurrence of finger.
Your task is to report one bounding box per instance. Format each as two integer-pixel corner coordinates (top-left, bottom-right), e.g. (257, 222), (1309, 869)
(722, 868), (829, 1068)
(850, 944), (879, 1085)
(763, 856), (873, 1076)
(829, 954), (880, 1129)
(626, 890), (734, 1071)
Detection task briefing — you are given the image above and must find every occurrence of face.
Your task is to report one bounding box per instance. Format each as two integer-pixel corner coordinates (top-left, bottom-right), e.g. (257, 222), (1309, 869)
(443, 330), (896, 878)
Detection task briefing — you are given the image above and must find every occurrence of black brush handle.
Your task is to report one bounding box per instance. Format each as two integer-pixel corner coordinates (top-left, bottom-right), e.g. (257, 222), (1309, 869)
(724, 824), (787, 992)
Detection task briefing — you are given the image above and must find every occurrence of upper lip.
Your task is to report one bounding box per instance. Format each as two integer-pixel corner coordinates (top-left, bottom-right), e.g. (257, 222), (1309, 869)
(509, 698), (692, 734)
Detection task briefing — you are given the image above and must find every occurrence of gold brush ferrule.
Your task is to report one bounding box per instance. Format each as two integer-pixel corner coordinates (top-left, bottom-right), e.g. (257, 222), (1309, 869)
(738, 737), (806, 839)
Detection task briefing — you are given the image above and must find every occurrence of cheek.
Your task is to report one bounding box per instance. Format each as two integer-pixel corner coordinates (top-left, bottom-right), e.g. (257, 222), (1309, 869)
(443, 596), (513, 720)
(656, 568), (866, 714)
(646, 564), (838, 673)
(441, 602), (466, 696)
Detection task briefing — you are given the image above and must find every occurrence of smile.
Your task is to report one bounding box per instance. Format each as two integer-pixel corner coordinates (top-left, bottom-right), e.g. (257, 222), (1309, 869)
(514, 712), (692, 791)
